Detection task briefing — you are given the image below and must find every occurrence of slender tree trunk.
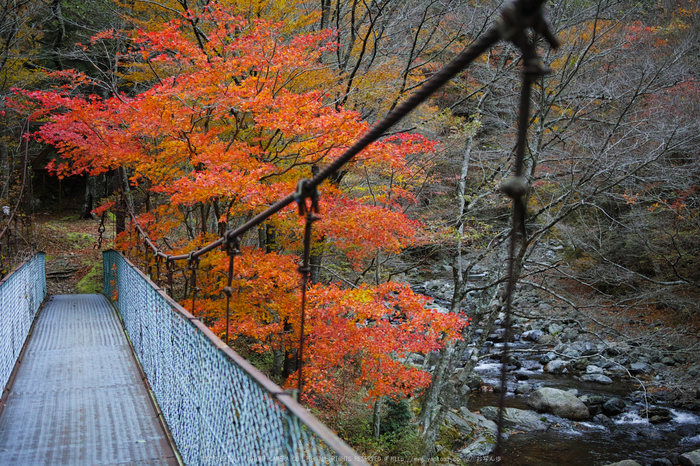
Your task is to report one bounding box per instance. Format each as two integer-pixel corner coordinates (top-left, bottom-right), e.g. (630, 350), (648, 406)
(372, 397), (382, 440)
(114, 168), (125, 235)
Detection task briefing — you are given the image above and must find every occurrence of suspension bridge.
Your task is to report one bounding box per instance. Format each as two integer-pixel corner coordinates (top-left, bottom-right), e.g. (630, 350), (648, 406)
(0, 0), (559, 463)
(0, 252), (366, 465)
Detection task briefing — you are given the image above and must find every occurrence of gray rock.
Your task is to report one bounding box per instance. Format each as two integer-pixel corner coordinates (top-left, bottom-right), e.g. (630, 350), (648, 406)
(539, 352), (558, 365)
(466, 374), (484, 391)
(480, 406), (549, 432)
(571, 358), (589, 371)
(629, 362), (652, 375)
(586, 364), (604, 374)
(458, 435), (496, 459)
(580, 374), (613, 384)
(573, 341), (598, 356)
(680, 449), (700, 466)
(602, 461), (642, 466)
(561, 328), (579, 342)
(515, 383), (532, 395)
(445, 411), (474, 437)
(459, 407), (498, 435)
(593, 413), (614, 428)
(538, 334), (556, 345)
(674, 353), (687, 364)
(661, 356), (676, 366)
(544, 359), (569, 374)
(602, 398), (626, 416)
(522, 329), (544, 342)
(548, 323), (563, 335)
(639, 407), (672, 424)
(528, 387), (590, 420)
(581, 395), (605, 406)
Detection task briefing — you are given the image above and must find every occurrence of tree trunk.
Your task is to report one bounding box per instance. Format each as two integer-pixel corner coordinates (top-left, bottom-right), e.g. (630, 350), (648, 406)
(372, 397), (382, 440)
(114, 168), (125, 235)
(82, 173), (112, 219)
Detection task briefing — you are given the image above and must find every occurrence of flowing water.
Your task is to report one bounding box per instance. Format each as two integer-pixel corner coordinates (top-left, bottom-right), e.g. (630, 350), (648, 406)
(413, 281), (700, 465)
(467, 353), (700, 465)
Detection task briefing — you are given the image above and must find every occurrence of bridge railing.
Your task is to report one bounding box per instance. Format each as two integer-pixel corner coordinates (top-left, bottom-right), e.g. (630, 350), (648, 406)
(103, 250), (368, 466)
(0, 253), (46, 393)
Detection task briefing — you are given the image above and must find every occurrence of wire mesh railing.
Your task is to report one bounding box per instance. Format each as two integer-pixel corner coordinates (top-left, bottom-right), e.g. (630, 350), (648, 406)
(0, 253), (46, 394)
(103, 249), (368, 466)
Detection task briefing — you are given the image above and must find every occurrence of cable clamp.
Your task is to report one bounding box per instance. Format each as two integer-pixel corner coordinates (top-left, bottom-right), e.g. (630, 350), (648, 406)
(223, 234), (241, 256)
(294, 179), (320, 217)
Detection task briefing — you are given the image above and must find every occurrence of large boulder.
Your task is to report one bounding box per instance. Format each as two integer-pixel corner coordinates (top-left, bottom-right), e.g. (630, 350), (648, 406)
(455, 407), (497, 461)
(528, 387), (590, 420)
(480, 406), (549, 431)
(680, 448), (700, 466)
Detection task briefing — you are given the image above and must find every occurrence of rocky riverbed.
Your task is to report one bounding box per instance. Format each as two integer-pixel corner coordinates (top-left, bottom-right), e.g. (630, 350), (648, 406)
(410, 278), (700, 466)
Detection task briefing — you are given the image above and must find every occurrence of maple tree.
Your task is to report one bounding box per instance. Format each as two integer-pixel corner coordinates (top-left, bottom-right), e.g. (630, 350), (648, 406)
(13, 5), (467, 406)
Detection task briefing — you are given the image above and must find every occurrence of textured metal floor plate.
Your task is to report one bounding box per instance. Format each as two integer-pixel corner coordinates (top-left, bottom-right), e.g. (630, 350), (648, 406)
(0, 294), (177, 465)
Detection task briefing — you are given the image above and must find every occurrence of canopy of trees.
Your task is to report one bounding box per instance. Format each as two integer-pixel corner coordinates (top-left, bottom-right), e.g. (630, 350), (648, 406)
(2, 0), (698, 459)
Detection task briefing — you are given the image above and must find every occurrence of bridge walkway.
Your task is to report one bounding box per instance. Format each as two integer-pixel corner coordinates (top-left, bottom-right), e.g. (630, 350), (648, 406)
(0, 294), (177, 465)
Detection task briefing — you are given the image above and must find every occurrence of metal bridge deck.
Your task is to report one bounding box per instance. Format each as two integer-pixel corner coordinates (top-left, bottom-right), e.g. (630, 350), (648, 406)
(0, 294), (177, 465)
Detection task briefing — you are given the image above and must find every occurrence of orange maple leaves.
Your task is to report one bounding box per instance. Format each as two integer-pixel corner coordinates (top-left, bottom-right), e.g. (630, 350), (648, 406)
(13, 4), (467, 404)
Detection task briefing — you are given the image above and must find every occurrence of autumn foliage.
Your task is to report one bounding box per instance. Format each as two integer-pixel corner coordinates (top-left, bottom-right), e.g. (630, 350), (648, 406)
(13, 5), (466, 405)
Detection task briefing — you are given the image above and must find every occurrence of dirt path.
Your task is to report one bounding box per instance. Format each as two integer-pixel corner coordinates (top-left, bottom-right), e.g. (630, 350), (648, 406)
(33, 213), (116, 296)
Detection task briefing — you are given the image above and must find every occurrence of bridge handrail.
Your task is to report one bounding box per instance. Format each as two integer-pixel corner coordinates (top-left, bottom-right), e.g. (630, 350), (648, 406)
(0, 253), (46, 394)
(103, 250), (368, 466)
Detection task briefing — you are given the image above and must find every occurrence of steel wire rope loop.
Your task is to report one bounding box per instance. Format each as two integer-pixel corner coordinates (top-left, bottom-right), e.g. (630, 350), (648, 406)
(295, 179), (321, 396)
(493, 0), (559, 459)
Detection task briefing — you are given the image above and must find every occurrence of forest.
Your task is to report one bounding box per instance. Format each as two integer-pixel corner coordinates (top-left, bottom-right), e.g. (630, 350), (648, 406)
(1, 0), (698, 464)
